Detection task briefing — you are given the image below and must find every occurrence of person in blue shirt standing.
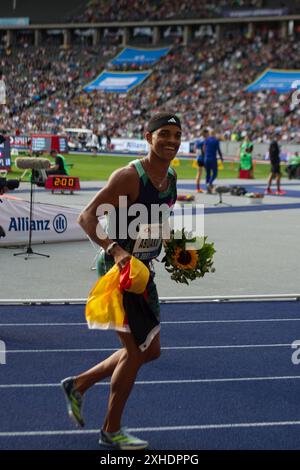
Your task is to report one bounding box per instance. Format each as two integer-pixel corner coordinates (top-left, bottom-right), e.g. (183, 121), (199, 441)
(194, 128), (209, 193)
(203, 129), (223, 194)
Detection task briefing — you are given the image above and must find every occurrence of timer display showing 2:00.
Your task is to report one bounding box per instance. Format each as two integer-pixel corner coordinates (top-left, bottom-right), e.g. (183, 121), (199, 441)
(53, 176), (75, 187)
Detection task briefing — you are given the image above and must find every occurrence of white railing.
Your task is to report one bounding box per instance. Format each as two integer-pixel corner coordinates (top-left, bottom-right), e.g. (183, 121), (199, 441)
(0, 294), (300, 305)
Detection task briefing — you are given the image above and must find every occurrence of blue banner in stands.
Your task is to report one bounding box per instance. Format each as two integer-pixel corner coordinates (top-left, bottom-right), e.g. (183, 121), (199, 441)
(84, 71), (151, 93)
(111, 47), (170, 65)
(0, 17), (29, 26)
(246, 69), (300, 93)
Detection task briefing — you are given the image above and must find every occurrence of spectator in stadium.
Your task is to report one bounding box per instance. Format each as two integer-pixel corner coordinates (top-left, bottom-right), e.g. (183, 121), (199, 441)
(46, 149), (69, 176)
(98, 132), (103, 150)
(61, 111), (181, 450)
(239, 134), (254, 178)
(203, 128), (223, 193)
(194, 128), (209, 193)
(105, 131), (112, 151)
(265, 136), (285, 195)
(286, 151), (300, 179)
(78, 133), (88, 150)
(86, 129), (99, 154)
(0, 71), (6, 105)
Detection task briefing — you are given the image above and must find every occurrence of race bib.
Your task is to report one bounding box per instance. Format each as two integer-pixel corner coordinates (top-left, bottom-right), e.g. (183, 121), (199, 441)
(132, 223), (162, 261)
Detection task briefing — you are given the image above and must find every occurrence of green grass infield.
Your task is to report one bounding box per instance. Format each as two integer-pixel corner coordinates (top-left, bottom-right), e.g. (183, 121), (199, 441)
(9, 153), (275, 182)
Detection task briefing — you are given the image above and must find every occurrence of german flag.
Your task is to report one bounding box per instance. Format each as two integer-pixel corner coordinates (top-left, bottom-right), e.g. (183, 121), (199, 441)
(86, 257), (150, 332)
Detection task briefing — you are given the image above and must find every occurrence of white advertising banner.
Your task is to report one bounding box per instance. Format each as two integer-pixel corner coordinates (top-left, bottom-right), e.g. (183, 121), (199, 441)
(111, 138), (148, 154)
(0, 195), (86, 246)
(111, 138), (190, 155)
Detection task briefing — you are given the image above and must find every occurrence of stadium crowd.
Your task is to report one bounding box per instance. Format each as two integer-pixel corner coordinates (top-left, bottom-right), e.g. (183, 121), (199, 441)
(0, 44), (117, 134)
(165, 35), (300, 143)
(1, 30), (300, 144)
(74, 0), (264, 23)
(0, 37), (240, 139)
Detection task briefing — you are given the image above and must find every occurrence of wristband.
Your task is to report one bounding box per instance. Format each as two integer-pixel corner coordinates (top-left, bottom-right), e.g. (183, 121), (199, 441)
(106, 241), (118, 256)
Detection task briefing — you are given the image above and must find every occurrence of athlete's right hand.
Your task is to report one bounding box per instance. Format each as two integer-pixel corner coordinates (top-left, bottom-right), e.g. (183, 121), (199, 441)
(112, 245), (131, 271)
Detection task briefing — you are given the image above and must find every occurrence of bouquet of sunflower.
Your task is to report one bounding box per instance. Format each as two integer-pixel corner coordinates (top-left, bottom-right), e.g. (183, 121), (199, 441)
(162, 228), (216, 285)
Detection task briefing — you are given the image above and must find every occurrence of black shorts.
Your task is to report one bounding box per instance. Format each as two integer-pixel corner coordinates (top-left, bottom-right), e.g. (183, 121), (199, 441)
(271, 163), (281, 175)
(97, 252), (160, 350)
(197, 156), (205, 167)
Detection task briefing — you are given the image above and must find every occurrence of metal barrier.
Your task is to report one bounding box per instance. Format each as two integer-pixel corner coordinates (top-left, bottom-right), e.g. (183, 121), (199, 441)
(0, 293), (300, 305)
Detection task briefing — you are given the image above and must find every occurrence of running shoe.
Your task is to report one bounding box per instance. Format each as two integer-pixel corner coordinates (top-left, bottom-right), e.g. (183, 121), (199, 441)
(275, 190), (286, 195)
(99, 427), (149, 450)
(265, 188), (274, 195)
(61, 377), (84, 427)
(196, 188), (204, 193)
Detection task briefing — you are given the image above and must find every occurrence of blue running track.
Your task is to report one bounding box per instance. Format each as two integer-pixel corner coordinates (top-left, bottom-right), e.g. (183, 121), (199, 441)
(0, 301), (300, 450)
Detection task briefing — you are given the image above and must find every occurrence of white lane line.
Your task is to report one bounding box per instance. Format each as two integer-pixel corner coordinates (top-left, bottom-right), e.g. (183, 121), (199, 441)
(1, 375), (300, 389)
(5, 343), (294, 353)
(164, 318), (300, 324)
(1, 318), (300, 327)
(0, 323), (86, 327)
(2, 421), (300, 437)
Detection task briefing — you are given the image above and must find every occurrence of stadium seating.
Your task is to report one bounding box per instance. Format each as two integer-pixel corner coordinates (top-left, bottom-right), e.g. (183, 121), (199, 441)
(1, 32), (300, 144)
(75, 0), (264, 23)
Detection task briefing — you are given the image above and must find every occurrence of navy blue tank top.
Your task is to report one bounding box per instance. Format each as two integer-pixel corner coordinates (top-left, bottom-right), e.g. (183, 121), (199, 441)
(105, 159), (177, 264)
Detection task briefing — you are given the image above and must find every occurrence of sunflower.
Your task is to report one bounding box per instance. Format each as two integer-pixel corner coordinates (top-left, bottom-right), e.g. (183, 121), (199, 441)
(162, 228), (216, 285)
(172, 248), (198, 270)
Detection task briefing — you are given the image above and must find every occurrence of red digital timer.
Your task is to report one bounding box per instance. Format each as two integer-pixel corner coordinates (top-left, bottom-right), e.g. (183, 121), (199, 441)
(45, 175), (80, 194)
